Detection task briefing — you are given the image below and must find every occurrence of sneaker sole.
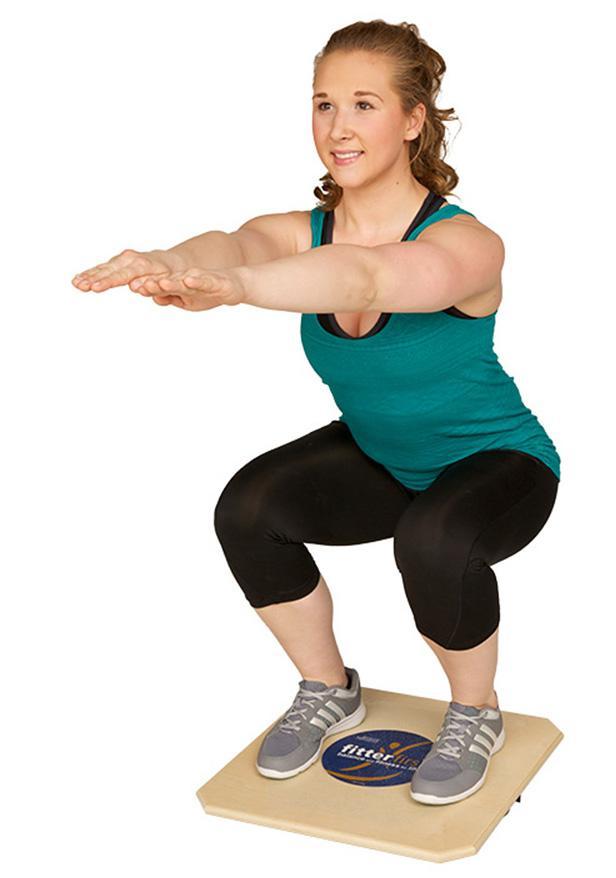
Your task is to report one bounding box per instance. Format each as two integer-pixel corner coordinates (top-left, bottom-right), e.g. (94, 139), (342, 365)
(256, 699), (367, 779)
(410, 726), (506, 805)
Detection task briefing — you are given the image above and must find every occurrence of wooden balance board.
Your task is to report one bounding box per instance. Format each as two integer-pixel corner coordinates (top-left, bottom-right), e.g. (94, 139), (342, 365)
(196, 686), (563, 862)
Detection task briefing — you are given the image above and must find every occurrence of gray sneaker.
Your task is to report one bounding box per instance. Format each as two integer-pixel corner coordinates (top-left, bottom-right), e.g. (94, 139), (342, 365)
(410, 697), (506, 805)
(256, 666), (366, 779)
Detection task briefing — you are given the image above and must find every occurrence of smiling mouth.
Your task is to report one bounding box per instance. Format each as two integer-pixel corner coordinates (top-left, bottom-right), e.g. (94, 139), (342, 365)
(331, 151), (365, 164)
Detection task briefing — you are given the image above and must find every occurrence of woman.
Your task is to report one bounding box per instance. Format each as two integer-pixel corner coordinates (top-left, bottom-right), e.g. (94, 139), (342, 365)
(72, 20), (560, 806)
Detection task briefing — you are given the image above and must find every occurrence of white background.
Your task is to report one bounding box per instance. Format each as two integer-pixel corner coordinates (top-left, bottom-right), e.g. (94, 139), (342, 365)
(2, 0), (613, 873)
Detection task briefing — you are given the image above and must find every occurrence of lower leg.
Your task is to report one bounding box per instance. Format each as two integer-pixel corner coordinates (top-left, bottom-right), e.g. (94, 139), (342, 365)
(254, 574), (348, 688)
(421, 626), (499, 709)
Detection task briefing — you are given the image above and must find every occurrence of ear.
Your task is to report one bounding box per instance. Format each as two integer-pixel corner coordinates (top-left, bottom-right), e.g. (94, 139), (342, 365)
(404, 101), (427, 143)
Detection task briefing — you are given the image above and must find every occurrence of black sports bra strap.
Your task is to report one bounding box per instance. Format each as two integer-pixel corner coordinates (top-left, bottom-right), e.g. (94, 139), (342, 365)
(321, 208), (332, 245)
(400, 191), (446, 240)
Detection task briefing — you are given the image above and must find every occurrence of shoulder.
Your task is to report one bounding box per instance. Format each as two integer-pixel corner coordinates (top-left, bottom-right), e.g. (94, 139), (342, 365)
(418, 207), (505, 267)
(414, 207), (505, 314)
(251, 209), (315, 256)
(292, 210), (318, 254)
(233, 210), (313, 261)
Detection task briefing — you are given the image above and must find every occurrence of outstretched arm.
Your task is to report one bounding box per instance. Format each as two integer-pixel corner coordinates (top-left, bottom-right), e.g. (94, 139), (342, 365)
(167, 210), (305, 269)
(234, 222), (502, 313)
(140, 240), (451, 314)
(167, 230), (246, 269)
(233, 237), (457, 312)
(72, 211), (304, 296)
(235, 244), (379, 313)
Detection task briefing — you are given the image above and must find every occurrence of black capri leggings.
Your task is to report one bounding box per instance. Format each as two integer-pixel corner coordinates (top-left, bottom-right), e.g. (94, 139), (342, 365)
(213, 420), (559, 651)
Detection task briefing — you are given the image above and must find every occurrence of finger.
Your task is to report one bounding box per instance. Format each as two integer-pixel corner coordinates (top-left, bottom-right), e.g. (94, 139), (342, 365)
(152, 294), (186, 307)
(79, 267), (157, 292)
(129, 276), (153, 292)
(138, 276), (168, 294)
(87, 276), (114, 291)
(73, 263), (108, 280)
(72, 271), (122, 291)
(72, 265), (112, 289)
(73, 252), (155, 291)
(183, 272), (214, 289)
(149, 274), (194, 294)
(73, 249), (136, 284)
(132, 272), (185, 293)
(160, 271), (216, 293)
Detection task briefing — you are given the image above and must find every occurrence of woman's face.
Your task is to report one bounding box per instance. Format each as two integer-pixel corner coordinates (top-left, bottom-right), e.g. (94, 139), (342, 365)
(312, 50), (425, 191)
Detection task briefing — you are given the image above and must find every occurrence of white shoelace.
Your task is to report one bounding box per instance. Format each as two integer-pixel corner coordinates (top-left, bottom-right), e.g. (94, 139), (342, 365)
(278, 686), (331, 734)
(434, 708), (483, 760)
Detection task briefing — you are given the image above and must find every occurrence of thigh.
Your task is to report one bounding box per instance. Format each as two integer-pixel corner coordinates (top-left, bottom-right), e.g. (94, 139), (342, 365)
(214, 419), (415, 546)
(395, 448), (559, 566)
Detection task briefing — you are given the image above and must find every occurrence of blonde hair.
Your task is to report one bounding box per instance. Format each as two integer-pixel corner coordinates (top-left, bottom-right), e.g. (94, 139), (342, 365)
(312, 20), (460, 210)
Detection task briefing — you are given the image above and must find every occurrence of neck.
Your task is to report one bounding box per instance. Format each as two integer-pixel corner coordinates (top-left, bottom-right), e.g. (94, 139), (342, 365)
(333, 176), (432, 241)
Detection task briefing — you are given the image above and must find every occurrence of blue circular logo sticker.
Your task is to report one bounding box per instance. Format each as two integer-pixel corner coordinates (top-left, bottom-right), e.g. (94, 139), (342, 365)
(321, 729), (433, 787)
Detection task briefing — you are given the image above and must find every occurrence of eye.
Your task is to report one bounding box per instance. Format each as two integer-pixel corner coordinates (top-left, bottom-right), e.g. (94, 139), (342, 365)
(316, 101), (374, 111)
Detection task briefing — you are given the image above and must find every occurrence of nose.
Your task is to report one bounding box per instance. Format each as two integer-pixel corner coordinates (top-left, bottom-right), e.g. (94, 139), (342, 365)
(326, 110), (357, 143)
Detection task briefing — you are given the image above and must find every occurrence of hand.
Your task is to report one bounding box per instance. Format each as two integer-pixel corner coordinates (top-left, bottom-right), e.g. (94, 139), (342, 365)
(128, 266), (246, 311)
(71, 248), (188, 298)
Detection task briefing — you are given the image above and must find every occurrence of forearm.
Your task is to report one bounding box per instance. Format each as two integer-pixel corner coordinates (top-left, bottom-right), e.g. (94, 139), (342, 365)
(167, 230), (245, 269)
(234, 244), (378, 313)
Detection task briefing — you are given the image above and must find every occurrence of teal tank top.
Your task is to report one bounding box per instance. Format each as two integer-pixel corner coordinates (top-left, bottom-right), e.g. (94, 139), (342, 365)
(300, 201), (561, 491)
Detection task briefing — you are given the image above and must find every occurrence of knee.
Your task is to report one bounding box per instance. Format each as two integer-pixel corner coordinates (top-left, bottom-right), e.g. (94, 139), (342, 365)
(393, 520), (499, 650)
(212, 461), (320, 610)
(393, 515), (462, 582)
(213, 463), (269, 543)
(213, 455), (293, 551)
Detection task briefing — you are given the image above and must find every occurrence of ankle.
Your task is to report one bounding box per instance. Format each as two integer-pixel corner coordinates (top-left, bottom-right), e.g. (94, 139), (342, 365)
(327, 677), (349, 689)
(303, 668), (348, 688)
(323, 672), (350, 688)
(453, 689), (499, 709)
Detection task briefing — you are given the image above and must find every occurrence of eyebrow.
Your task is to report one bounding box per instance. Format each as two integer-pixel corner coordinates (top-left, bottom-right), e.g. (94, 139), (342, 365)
(312, 90), (383, 101)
